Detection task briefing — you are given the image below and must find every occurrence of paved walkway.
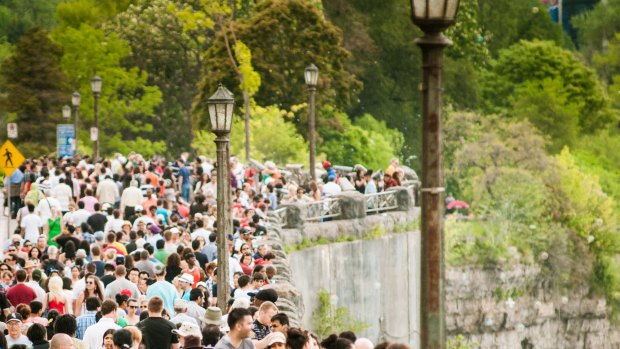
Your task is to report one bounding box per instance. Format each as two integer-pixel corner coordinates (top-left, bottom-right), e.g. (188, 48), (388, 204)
(0, 190), (17, 248)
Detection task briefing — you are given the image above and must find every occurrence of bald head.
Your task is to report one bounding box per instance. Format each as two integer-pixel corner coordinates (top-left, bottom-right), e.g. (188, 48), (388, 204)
(51, 333), (75, 349)
(355, 338), (374, 349)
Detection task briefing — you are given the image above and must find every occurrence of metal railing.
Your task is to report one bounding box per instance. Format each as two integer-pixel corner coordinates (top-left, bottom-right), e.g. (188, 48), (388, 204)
(366, 190), (399, 214)
(305, 197), (342, 221)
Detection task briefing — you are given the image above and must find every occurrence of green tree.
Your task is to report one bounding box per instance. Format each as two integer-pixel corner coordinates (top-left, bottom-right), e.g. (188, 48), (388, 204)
(323, 0), (422, 163)
(196, 0), (361, 134)
(477, 0), (569, 56)
(0, 0), (60, 43)
(0, 28), (69, 156)
(573, 0), (620, 60)
(109, 0), (206, 155)
(510, 78), (582, 152)
(483, 40), (615, 133)
(54, 24), (163, 156)
(55, 0), (135, 29)
(192, 104), (308, 165)
(318, 106), (403, 170)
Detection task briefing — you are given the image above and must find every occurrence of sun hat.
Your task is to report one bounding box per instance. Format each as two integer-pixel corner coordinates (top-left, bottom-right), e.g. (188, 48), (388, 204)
(179, 273), (194, 284)
(171, 322), (202, 338)
(265, 332), (287, 346)
(203, 307), (223, 325)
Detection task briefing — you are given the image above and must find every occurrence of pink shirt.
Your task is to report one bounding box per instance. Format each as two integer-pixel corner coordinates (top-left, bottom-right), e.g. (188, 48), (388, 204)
(80, 196), (99, 213)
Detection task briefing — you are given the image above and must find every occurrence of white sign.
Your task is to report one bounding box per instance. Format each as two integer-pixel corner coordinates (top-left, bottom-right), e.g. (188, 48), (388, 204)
(7, 123), (17, 139)
(90, 127), (98, 141)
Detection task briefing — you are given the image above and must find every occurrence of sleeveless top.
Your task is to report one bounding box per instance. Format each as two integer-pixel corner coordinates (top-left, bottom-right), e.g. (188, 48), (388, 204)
(48, 297), (65, 315)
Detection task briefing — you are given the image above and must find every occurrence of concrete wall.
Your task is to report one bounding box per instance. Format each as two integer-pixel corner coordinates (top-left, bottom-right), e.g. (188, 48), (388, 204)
(288, 231), (421, 347)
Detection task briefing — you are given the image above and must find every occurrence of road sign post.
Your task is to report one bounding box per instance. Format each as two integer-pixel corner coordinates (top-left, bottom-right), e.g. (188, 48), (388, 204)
(57, 125), (75, 159)
(0, 140), (25, 239)
(7, 123), (17, 139)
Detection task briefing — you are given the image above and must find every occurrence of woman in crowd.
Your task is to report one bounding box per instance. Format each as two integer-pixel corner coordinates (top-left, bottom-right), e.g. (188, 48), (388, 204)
(44, 275), (67, 315)
(74, 274), (104, 316)
(103, 329), (115, 349)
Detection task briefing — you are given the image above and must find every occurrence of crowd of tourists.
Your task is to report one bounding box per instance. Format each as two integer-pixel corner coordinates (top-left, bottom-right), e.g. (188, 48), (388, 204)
(0, 152), (409, 349)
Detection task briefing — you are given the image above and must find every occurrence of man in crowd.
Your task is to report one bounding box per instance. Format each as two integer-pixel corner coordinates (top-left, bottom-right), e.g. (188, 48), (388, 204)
(6, 313), (32, 347)
(214, 308), (254, 349)
(137, 296), (179, 349)
(83, 300), (121, 349)
(105, 265), (140, 299)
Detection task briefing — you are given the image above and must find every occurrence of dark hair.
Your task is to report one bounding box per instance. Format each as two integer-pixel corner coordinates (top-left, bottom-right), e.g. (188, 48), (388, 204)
(116, 293), (129, 306)
(166, 253), (181, 268)
(101, 300), (117, 315)
(28, 247), (42, 259)
(113, 329), (133, 349)
(209, 233), (217, 243)
(287, 328), (309, 349)
(227, 307), (252, 329)
(64, 241), (76, 260)
(156, 239), (165, 249)
(320, 334), (353, 349)
(54, 314), (78, 336)
(15, 269), (27, 282)
(26, 323), (47, 343)
(86, 297), (102, 311)
(45, 310), (59, 339)
(339, 331), (357, 343)
(238, 275), (250, 288)
(271, 313), (289, 326)
(202, 324), (222, 346)
(103, 329), (116, 346)
(192, 239), (201, 250)
(189, 288), (204, 301)
(30, 301), (43, 314)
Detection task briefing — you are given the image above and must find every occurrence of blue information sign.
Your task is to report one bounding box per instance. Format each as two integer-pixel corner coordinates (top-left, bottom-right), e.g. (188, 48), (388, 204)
(57, 124), (75, 158)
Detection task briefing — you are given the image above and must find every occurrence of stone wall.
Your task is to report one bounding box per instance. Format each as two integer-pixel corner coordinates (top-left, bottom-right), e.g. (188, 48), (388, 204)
(446, 266), (620, 349)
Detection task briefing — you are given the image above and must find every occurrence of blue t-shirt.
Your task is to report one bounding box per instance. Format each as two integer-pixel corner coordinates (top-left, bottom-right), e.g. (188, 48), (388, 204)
(146, 280), (179, 317)
(178, 166), (190, 186)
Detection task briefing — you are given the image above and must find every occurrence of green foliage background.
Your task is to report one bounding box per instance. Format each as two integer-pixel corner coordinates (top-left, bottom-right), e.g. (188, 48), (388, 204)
(3, 0), (620, 323)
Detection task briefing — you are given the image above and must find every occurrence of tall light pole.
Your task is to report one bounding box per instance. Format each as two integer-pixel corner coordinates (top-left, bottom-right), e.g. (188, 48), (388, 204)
(409, 1), (461, 348)
(71, 92), (81, 157)
(304, 64), (319, 180)
(208, 84), (235, 312)
(91, 75), (102, 160)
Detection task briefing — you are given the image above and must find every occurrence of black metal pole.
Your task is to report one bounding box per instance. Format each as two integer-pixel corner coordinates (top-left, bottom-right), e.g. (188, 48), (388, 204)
(73, 106), (79, 157)
(215, 134), (231, 311)
(417, 32), (450, 349)
(308, 87), (316, 180)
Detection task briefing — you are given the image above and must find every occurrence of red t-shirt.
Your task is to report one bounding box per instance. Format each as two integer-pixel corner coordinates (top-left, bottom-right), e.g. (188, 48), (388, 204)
(6, 283), (37, 307)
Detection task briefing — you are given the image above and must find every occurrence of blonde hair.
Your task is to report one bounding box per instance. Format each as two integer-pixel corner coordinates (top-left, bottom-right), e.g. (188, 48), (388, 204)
(48, 275), (65, 301)
(124, 326), (142, 346)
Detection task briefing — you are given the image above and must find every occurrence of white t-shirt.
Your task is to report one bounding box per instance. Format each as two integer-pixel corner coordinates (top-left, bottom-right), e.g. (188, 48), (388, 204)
(21, 214), (42, 243)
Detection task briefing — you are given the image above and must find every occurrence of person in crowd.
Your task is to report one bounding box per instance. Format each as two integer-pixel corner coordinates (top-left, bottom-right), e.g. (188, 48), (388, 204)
(136, 296), (179, 349)
(214, 308), (254, 349)
(76, 297), (101, 339)
(6, 313), (32, 347)
(27, 323), (50, 349)
(270, 313), (290, 335)
(83, 300), (121, 349)
(253, 301), (278, 340)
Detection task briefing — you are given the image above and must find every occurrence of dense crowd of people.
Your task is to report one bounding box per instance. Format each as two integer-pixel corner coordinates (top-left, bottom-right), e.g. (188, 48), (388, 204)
(0, 152), (409, 349)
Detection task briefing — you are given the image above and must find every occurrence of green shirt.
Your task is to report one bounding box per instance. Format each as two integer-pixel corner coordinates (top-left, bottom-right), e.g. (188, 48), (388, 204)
(154, 249), (170, 265)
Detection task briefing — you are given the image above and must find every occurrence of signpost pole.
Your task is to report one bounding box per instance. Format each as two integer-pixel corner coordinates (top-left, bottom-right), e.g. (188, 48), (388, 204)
(0, 140), (26, 239)
(6, 181), (10, 239)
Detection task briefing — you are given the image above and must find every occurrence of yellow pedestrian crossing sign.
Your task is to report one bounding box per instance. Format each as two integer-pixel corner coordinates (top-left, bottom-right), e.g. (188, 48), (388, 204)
(0, 140), (25, 177)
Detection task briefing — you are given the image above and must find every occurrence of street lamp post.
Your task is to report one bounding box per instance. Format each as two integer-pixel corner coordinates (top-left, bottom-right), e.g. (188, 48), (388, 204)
(71, 92), (81, 157)
(62, 105), (71, 120)
(91, 75), (102, 160)
(208, 84), (235, 312)
(304, 64), (319, 180)
(409, 1), (461, 348)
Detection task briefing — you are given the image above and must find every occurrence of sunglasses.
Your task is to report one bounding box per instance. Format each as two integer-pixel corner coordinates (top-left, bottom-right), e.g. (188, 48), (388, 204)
(7, 249), (15, 253)
(0, 268), (9, 271)
(86, 281), (94, 285)
(140, 305), (147, 309)
(5, 259), (12, 262)
(129, 305), (138, 309)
